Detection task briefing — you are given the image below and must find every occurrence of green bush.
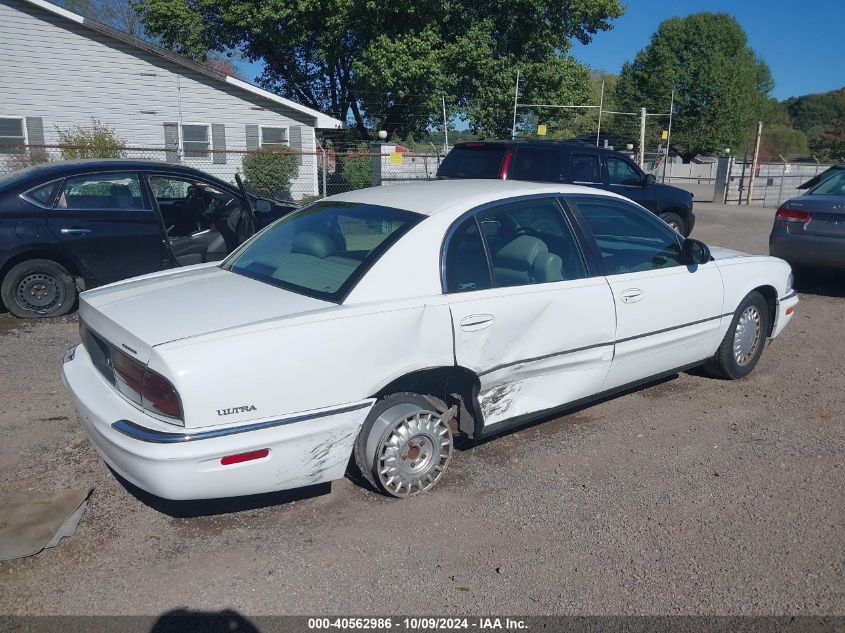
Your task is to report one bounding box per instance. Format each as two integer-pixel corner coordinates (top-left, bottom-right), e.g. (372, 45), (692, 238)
(338, 145), (373, 190)
(241, 148), (300, 200)
(56, 118), (124, 159)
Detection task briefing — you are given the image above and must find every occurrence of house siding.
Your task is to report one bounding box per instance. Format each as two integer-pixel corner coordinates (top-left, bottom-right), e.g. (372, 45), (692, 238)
(0, 0), (320, 197)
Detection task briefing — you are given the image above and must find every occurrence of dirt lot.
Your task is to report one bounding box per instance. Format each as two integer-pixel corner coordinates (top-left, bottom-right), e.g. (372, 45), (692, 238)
(0, 203), (842, 616)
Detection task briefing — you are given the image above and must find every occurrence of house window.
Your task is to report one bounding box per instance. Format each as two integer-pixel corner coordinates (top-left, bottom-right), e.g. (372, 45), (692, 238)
(260, 126), (288, 150)
(181, 124), (210, 158)
(0, 117), (26, 154)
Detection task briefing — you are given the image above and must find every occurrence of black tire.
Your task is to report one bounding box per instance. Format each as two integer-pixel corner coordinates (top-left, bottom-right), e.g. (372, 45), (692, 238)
(659, 211), (688, 236)
(704, 291), (769, 380)
(0, 259), (76, 319)
(353, 392), (453, 498)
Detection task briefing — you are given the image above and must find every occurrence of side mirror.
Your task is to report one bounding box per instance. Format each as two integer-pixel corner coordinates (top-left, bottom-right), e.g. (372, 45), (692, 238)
(644, 173), (656, 186)
(254, 199), (272, 214)
(682, 238), (711, 265)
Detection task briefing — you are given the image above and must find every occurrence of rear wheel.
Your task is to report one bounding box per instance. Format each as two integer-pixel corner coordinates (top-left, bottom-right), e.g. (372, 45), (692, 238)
(659, 211), (687, 236)
(0, 259), (77, 319)
(353, 393), (453, 498)
(704, 291), (769, 379)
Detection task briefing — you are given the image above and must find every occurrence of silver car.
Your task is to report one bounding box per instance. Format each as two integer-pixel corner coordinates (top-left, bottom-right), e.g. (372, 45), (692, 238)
(769, 167), (845, 270)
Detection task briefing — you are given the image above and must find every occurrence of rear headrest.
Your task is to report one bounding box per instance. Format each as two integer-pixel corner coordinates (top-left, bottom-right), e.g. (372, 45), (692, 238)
(291, 231), (335, 259)
(495, 235), (548, 271)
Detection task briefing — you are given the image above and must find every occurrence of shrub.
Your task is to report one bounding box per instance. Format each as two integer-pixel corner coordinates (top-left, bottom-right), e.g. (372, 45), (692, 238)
(338, 145), (373, 190)
(241, 148), (300, 200)
(56, 118), (125, 159)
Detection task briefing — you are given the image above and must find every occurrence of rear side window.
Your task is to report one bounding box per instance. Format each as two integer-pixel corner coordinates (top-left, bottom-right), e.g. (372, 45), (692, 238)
(444, 218), (492, 293)
(437, 144), (508, 179)
(510, 147), (564, 183)
(570, 153), (601, 184)
(57, 173), (147, 210)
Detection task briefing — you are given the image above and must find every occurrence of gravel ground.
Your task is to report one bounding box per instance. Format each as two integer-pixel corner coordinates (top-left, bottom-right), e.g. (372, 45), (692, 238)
(0, 203), (842, 616)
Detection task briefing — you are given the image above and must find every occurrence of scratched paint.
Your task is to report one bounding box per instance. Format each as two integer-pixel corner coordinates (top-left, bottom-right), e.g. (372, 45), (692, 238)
(479, 382), (522, 421)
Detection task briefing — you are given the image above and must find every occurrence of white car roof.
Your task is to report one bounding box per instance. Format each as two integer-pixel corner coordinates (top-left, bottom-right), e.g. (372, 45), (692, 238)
(327, 179), (627, 217)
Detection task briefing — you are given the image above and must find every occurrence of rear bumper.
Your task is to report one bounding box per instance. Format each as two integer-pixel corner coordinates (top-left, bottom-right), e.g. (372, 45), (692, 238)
(62, 344), (374, 500)
(769, 226), (845, 270)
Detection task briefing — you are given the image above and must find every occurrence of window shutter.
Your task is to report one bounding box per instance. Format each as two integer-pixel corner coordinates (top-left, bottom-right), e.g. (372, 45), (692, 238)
(163, 123), (179, 162)
(25, 117), (45, 146)
(289, 125), (304, 164)
(212, 124), (226, 164)
(245, 125), (259, 151)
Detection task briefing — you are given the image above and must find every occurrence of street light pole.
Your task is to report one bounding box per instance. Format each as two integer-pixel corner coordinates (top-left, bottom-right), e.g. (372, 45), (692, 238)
(511, 69), (520, 140)
(637, 107), (646, 168)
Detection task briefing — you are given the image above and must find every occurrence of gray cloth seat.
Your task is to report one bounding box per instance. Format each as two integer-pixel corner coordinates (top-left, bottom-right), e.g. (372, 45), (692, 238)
(493, 235), (563, 286)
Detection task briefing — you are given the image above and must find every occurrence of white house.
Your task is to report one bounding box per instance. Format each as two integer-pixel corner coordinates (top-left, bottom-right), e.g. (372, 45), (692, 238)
(0, 0), (343, 198)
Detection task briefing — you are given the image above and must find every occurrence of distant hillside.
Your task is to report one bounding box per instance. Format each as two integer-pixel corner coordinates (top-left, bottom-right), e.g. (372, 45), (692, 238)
(763, 87), (845, 161)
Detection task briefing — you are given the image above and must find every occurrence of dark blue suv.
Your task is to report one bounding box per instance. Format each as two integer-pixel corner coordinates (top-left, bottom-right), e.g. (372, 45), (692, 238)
(437, 140), (695, 236)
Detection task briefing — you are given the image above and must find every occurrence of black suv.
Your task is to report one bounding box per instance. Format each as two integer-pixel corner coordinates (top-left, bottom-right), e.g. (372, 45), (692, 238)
(0, 160), (295, 318)
(437, 140), (695, 236)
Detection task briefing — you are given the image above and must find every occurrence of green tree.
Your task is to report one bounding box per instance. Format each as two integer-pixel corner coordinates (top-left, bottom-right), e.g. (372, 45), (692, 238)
(761, 124), (808, 159)
(809, 118), (845, 161)
(131, 0), (624, 138)
(614, 13), (772, 160)
(785, 88), (845, 133)
(56, 118), (125, 159)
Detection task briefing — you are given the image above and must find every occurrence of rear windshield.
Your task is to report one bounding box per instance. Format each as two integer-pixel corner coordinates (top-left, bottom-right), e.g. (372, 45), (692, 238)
(809, 171), (845, 196)
(222, 201), (423, 302)
(437, 144), (508, 179)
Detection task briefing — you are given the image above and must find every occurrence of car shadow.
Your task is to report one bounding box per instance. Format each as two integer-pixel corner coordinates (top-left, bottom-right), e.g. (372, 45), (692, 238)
(793, 268), (845, 298)
(110, 467), (331, 518)
(150, 609), (262, 633)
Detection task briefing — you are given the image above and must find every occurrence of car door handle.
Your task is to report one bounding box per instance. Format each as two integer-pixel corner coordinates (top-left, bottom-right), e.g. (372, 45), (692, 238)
(460, 314), (495, 331)
(60, 228), (92, 235)
(620, 288), (644, 303)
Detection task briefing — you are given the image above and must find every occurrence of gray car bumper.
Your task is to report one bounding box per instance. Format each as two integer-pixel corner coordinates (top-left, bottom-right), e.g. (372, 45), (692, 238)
(769, 225), (845, 270)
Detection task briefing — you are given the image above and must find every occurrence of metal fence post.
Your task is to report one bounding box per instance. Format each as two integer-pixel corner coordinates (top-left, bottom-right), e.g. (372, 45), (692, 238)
(776, 154), (788, 207)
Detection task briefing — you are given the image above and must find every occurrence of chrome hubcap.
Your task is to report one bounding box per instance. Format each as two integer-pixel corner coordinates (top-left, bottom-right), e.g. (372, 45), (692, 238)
(733, 306), (762, 366)
(16, 273), (64, 313)
(377, 410), (452, 498)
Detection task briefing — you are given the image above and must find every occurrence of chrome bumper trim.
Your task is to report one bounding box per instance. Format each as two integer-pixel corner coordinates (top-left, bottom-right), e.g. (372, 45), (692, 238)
(111, 401), (373, 444)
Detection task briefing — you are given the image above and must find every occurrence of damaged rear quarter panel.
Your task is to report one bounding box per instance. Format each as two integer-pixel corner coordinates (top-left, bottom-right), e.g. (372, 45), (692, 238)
(155, 296), (455, 428)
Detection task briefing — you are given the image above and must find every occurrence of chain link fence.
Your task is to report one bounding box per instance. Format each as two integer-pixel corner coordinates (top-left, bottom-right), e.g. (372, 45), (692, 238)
(0, 143), (444, 202)
(725, 158), (832, 206)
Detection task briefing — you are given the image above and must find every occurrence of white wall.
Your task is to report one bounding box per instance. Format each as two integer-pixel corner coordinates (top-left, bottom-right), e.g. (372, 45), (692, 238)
(0, 0), (320, 197)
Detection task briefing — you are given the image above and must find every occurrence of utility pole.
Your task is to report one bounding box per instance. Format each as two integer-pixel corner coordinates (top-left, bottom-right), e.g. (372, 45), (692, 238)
(662, 89), (674, 183)
(595, 80), (605, 147)
(442, 96), (449, 153)
(746, 121), (763, 205)
(511, 69), (520, 140)
(637, 107), (646, 168)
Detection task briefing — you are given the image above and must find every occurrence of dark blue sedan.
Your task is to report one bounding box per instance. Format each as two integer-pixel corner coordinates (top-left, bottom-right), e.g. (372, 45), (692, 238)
(0, 160), (296, 318)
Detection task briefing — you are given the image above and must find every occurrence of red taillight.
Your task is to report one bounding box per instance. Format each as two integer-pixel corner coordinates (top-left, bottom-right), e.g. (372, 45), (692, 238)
(775, 207), (812, 223)
(141, 369), (182, 419)
(221, 449), (270, 466)
(112, 350), (145, 396)
(464, 142), (486, 148)
(498, 150), (513, 180)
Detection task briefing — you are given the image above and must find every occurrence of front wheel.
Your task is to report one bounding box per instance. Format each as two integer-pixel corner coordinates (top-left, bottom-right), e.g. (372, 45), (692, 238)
(0, 259), (77, 318)
(704, 291), (769, 379)
(353, 393), (454, 498)
(659, 211), (688, 236)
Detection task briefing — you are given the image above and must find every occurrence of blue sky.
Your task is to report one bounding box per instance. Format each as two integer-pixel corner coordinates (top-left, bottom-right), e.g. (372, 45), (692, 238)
(241, 1), (839, 102)
(570, 0), (842, 100)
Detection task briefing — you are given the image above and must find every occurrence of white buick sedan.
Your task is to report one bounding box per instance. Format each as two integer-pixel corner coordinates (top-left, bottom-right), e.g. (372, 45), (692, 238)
(62, 181), (798, 500)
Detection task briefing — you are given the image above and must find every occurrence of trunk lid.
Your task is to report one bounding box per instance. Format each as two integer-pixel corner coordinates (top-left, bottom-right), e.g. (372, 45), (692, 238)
(79, 263), (333, 363)
(781, 195), (845, 238)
